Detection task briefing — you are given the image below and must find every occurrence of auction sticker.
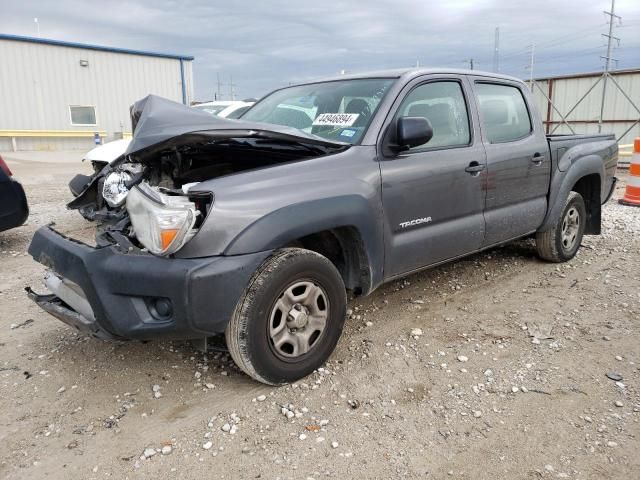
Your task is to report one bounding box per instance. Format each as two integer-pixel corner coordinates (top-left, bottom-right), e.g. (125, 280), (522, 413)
(312, 113), (359, 127)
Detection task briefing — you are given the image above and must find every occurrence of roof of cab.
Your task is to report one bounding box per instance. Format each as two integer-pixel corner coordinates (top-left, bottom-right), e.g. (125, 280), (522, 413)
(295, 68), (524, 85)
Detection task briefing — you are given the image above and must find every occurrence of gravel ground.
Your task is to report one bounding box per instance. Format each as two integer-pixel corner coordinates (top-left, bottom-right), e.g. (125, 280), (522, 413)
(1, 154), (639, 480)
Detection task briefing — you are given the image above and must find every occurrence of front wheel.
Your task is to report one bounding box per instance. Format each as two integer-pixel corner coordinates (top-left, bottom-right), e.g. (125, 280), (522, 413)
(226, 248), (347, 385)
(536, 191), (586, 262)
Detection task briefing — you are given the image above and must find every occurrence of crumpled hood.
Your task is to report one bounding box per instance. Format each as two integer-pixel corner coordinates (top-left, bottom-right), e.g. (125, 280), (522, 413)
(126, 95), (348, 157)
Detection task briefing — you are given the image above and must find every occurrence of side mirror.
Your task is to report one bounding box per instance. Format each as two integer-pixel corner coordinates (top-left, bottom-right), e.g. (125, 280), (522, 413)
(393, 117), (433, 152)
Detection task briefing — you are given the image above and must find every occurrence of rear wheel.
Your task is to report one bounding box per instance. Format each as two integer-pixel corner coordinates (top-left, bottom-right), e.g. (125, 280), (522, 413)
(226, 248), (346, 385)
(536, 191), (586, 262)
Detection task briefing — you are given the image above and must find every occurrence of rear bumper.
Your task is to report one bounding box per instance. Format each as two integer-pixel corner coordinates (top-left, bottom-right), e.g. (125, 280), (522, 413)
(27, 226), (270, 340)
(0, 178), (29, 232)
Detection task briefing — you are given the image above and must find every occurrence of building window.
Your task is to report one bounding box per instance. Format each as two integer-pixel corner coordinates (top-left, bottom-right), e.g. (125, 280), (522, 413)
(69, 106), (97, 126)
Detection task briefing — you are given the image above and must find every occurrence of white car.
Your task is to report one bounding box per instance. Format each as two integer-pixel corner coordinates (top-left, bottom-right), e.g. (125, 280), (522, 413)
(84, 101), (254, 165)
(192, 100), (254, 119)
(83, 138), (131, 164)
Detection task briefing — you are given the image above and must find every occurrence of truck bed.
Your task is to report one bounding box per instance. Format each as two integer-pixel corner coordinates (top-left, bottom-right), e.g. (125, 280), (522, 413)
(546, 132), (618, 204)
(546, 132), (616, 149)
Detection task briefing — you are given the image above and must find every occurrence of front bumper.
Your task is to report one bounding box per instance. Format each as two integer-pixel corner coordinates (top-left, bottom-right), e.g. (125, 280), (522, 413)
(27, 226), (270, 340)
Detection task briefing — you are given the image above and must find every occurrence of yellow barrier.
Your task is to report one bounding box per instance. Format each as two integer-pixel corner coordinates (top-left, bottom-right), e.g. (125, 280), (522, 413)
(0, 130), (107, 138)
(0, 130), (107, 151)
(618, 144), (633, 168)
(619, 144), (633, 157)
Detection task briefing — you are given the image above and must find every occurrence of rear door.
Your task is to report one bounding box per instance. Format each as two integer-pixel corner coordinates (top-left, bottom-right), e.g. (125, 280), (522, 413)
(379, 75), (487, 278)
(471, 80), (551, 246)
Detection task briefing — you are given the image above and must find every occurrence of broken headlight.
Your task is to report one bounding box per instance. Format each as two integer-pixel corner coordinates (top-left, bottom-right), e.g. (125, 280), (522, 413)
(102, 163), (144, 207)
(126, 182), (199, 256)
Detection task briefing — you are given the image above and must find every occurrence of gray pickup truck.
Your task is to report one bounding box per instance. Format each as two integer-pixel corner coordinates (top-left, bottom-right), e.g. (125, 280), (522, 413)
(27, 68), (618, 385)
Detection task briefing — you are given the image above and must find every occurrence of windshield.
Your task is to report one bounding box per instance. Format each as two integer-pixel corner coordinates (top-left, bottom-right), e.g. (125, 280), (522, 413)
(226, 105), (251, 119)
(194, 104), (227, 116)
(241, 78), (395, 144)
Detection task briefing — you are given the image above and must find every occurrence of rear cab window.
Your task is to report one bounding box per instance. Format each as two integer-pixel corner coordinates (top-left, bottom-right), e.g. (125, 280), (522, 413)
(475, 83), (532, 143)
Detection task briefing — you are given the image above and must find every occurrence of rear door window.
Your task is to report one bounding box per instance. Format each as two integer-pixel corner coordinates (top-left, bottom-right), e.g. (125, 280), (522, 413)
(475, 83), (532, 143)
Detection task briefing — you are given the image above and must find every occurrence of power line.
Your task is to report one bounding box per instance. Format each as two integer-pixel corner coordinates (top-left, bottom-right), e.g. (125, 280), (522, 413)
(479, 22), (611, 67)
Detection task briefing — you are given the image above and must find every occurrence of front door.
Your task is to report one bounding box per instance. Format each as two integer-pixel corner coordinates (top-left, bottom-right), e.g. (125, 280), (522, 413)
(380, 77), (486, 278)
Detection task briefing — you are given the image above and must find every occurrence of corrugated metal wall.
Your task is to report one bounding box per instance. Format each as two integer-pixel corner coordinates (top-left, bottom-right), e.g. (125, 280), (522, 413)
(531, 70), (640, 145)
(0, 38), (194, 150)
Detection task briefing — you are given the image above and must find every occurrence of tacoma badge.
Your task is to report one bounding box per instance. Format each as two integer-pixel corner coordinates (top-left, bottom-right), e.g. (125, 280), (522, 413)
(399, 217), (432, 229)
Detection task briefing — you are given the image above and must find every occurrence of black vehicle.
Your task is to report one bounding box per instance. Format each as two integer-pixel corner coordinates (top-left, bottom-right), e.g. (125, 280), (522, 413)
(28, 69), (618, 385)
(0, 154), (28, 233)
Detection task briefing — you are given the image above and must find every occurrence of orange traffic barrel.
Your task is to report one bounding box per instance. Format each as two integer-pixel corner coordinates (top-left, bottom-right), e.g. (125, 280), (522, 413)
(619, 138), (640, 207)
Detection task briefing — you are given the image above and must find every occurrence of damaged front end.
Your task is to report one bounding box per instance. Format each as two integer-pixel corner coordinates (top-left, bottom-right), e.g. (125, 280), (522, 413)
(67, 94), (347, 253)
(27, 95), (347, 340)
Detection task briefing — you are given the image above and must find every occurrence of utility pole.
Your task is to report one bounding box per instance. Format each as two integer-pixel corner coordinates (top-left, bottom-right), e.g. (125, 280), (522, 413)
(528, 44), (535, 90)
(216, 73), (221, 101)
(463, 58), (474, 70)
(599, 0), (620, 132)
(492, 27), (500, 72)
(229, 74), (236, 101)
(34, 17), (40, 36)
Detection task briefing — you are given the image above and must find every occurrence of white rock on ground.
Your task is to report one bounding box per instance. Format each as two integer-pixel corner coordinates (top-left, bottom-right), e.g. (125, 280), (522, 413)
(143, 448), (156, 458)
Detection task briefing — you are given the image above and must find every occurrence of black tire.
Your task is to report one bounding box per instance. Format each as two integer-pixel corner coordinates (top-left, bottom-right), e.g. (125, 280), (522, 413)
(225, 248), (347, 385)
(536, 191), (586, 263)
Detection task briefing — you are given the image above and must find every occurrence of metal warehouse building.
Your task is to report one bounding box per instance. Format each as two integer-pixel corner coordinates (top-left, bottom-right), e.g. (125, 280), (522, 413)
(0, 34), (193, 151)
(530, 68), (640, 146)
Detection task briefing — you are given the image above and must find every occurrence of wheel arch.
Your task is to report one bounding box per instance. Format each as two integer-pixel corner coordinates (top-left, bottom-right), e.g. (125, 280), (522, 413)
(571, 173), (601, 234)
(223, 195), (383, 294)
(539, 154), (604, 234)
(285, 226), (372, 296)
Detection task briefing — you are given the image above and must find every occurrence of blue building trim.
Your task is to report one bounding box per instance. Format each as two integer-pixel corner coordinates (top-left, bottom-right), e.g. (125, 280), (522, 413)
(0, 33), (194, 61)
(180, 59), (187, 105)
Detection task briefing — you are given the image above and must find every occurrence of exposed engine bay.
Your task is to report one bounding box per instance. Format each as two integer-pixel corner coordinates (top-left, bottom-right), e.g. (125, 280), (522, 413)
(67, 95), (347, 255)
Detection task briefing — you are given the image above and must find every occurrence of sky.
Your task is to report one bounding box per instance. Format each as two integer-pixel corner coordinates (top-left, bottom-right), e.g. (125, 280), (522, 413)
(1, 0), (639, 101)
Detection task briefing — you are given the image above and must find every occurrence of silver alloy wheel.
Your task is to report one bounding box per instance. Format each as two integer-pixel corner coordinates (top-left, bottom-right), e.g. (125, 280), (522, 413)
(561, 206), (580, 251)
(268, 280), (329, 358)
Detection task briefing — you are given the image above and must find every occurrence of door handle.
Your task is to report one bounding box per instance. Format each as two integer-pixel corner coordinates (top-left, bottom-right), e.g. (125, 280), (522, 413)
(465, 162), (486, 175)
(531, 152), (544, 165)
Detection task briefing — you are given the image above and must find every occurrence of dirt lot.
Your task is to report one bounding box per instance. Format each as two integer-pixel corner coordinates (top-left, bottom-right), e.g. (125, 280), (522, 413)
(1, 153), (639, 480)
